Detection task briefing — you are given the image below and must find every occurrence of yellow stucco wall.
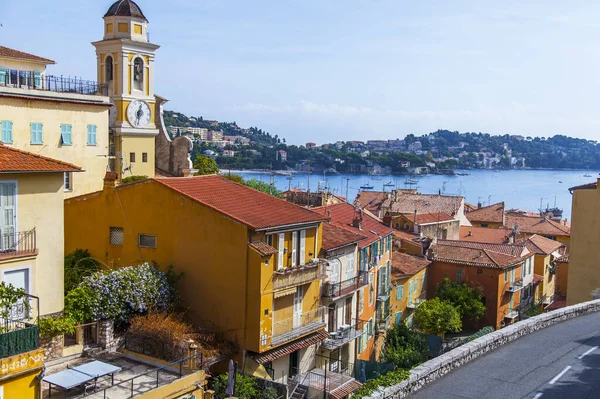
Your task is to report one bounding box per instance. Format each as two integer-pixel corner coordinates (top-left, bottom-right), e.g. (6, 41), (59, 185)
(0, 174), (65, 315)
(0, 58), (47, 74)
(0, 97), (110, 198)
(0, 349), (44, 399)
(470, 221), (503, 229)
(390, 269), (426, 327)
(533, 254), (555, 301)
(119, 135), (156, 179)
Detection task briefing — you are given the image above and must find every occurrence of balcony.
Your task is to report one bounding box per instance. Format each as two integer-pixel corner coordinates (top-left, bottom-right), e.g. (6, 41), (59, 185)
(272, 307), (326, 347)
(505, 311), (519, 320)
(543, 294), (555, 306)
(272, 260), (325, 291)
(407, 292), (427, 310)
(321, 320), (365, 351)
(0, 229), (37, 261)
(0, 70), (107, 96)
(376, 314), (391, 333)
(0, 295), (40, 359)
(506, 278), (524, 293)
(322, 273), (368, 300)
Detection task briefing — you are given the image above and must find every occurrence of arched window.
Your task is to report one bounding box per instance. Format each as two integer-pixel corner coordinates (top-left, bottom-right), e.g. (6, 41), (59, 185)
(133, 57), (143, 91)
(105, 56), (113, 82)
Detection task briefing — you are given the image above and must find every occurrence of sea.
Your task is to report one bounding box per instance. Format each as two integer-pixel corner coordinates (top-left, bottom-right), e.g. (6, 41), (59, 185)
(229, 169), (599, 220)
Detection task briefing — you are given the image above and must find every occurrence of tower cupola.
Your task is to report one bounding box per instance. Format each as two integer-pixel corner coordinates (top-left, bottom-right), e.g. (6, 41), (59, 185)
(103, 0), (149, 42)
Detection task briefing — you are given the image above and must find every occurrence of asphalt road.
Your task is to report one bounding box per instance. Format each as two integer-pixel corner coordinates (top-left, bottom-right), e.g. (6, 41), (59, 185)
(410, 312), (600, 399)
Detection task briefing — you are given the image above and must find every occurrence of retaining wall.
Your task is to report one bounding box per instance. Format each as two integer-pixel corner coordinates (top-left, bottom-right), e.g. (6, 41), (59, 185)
(365, 299), (600, 399)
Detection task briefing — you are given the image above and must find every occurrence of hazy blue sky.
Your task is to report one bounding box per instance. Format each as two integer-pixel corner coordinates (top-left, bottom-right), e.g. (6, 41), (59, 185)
(3, 1), (600, 144)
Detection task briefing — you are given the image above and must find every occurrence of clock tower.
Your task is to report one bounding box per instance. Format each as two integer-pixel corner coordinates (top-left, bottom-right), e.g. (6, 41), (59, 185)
(92, 0), (159, 180)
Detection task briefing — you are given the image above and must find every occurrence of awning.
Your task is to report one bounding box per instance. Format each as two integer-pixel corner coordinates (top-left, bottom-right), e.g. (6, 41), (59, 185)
(329, 379), (363, 399)
(274, 287), (296, 298)
(249, 329), (329, 364)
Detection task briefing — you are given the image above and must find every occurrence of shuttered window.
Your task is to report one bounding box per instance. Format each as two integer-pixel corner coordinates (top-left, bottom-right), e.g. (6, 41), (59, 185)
(87, 124), (97, 145)
(61, 124), (72, 145)
(30, 123), (43, 144)
(1, 121), (12, 144)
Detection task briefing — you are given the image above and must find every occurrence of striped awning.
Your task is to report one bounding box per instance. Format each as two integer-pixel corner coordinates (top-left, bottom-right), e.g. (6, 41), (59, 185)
(329, 379), (363, 399)
(249, 329), (329, 364)
(274, 287), (296, 298)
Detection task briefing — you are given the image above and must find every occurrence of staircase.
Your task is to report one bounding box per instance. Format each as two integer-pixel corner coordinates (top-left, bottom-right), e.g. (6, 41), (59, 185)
(290, 384), (308, 399)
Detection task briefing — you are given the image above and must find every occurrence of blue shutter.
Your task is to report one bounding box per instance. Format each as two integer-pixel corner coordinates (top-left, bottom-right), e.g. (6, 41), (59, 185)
(395, 311), (402, 325)
(396, 285), (403, 300)
(0, 67), (6, 84)
(31, 123), (43, 144)
(61, 124), (72, 145)
(87, 125), (97, 145)
(1, 121), (12, 144)
(408, 280), (413, 298)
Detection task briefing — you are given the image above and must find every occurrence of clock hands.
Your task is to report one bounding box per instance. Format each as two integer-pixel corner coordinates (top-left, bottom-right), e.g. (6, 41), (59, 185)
(136, 104), (144, 126)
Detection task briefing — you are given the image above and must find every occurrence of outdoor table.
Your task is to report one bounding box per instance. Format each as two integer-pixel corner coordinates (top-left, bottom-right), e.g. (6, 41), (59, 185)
(43, 360), (122, 397)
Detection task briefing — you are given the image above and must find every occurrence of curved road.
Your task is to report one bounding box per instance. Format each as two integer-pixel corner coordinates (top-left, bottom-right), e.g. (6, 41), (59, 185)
(411, 312), (600, 399)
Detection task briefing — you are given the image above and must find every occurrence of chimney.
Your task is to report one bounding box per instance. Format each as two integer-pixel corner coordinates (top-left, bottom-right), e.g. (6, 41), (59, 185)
(477, 202), (482, 209)
(104, 171), (118, 189)
(352, 208), (363, 230)
(468, 230), (472, 236)
(383, 212), (392, 227)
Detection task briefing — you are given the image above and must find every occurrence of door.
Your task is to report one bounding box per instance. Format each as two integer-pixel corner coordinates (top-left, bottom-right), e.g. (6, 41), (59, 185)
(291, 231), (298, 266)
(345, 297), (352, 325)
(328, 303), (337, 332)
(277, 233), (285, 269)
(0, 183), (16, 251)
(299, 230), (306, 265)
(293, 286), (303, 328)
(3, 268), (29, 320)
(289, 350), (300, 379)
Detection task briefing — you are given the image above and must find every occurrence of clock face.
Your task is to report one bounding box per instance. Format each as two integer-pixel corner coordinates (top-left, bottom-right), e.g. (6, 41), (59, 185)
(127, 100), (152, 128)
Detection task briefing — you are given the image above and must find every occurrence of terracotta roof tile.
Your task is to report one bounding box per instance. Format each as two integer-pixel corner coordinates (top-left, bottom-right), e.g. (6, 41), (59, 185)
(523, 235), (563, 255)
(322, 222), (367, 251)
(410, 212), (455, 225)
(464, 202), (478, 212)
(533, 274), (544, 285)
(391, 252), (431, 278)
(250, 329), (328, 364)
(354, 191), (388, 213)
(459, 226), (510, 244)
(569, 181), (598, 191)
(248, 242), (278, 257)
(506, 214), (570, 236)
(154, 176), (328, 230)
(329, 380), (363, 399)
(0, 45), (55, 64)
(0, 145), (81, 173)
(431, 240), (530, 269)
(315, 203), (394, 249)
(383, 193), (464, 217)
(466, 202), (505, 224)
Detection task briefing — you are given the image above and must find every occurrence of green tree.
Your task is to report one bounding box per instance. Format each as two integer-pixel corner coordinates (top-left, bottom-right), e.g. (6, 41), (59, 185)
(414, 298), (462, 337)
(64, 249), (100, 295)
(193, 155), (220, 175)
(211, 373), (259, 399)
(435, 278), (485, 321)
(223, 174), (245, 184)
(382, 322), (429, 369)
(244, 179), (282, 198)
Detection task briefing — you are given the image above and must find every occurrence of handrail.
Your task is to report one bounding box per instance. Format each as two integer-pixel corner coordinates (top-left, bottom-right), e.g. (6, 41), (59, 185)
(323, 272), (368, 298)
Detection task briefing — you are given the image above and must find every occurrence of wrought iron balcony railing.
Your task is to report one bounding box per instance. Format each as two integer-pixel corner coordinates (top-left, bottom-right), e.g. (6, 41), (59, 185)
(0, 70), (108, 96)
(321, 320), (365, 351)
(0, 229), (36, 260)
(272, 260), (325, 291)
(322, 272), (368, 299)
(506, 278), (524, 293)
(272, 307), (326, 347)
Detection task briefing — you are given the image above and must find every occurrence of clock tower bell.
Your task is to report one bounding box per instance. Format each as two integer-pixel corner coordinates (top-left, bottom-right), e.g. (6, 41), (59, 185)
(92, 0), (159, 179)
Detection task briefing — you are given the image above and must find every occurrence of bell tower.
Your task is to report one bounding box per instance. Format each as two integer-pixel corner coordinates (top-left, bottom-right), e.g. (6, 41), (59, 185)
(92, 0), (159, 180)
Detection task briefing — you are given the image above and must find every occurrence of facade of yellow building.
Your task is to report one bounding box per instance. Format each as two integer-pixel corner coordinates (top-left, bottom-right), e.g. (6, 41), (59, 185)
(0, 47), (111, 198)
(390, 252), (430, 329)
(525, 235), (563, 309)
(64, 175), (332, 384)
(567, 180), (600, 305)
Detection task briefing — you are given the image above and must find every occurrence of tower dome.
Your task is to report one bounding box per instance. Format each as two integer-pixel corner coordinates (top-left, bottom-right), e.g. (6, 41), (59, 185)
(104, 0), (148, 22)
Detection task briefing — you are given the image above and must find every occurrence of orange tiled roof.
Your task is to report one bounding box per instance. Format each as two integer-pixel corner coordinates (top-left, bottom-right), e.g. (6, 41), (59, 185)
(569, 181), (598, 192)
(466, 202), (505, 224)
(533, 274), (544, 285)
(322, 222), (367, 251)
(407, 212), (454, 225)
(383, 193), (463, 217)
(248, 242), (278, 257)
(431, 240), (530, 269)
(354, 191), (388, 213)
(459, 226), (510, 244)
(0, 45), (55, 64)
(154, 175), (329, 230)
(391, 252), (431, 278)
(317, 202), (393, 249)
(506, 214), (570, 237)
(523, 234), (563, 255)
(464, 202), (478, 212)
(0, 145), (81, 173)
(250, 329), (329, 364)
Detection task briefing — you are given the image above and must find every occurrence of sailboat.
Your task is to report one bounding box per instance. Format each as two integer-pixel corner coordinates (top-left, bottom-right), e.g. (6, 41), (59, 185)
(544, 196), (563, 218)
(360, 182), (374, 190)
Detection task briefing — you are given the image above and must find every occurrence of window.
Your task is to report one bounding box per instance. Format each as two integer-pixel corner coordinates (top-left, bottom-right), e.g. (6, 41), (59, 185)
(369, 272), (374, 305)
(60, 124), (72, 145)
(358, 289), (364, 315)
(481, 224), (489, 228)
(396, 285), (403, 300)
(142, 152), (148, 163)
(456, 268), (463, 282)
(130, 152), (136, 163)
(1, 120), (13, 143)
(395, 311), (403, 325)
(346, 253), (355, 280)
(266, 235), (273, 246)
(408, 280), (413, 299)
(105, 56), (114, 81)
(264, 309), (268, 316)
(138, 234), (157, 248)
(277, 233), (284, 270)
(504, 268), (508, 282)
(133, 58), (144, 91)
(110, 227), (124, 245)
(477, 268), (483, 275)
(64, 172), (73, 191)
(422, 272), (426, 288)
(30, 122), (43, 144)
(87, 125), (97, 145)
(546, 235), (557, 241)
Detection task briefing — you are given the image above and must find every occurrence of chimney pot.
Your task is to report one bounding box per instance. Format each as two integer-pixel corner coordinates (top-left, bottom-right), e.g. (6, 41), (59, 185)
(104, 171), (118, 189)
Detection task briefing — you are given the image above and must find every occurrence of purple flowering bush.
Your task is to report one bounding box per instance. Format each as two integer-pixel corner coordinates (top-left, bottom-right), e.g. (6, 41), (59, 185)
(65, 263), (171, 323)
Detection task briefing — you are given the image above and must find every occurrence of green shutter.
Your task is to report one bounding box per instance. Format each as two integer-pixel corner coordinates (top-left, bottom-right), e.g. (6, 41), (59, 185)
(33, 72), (41, 88)
(396, 285), (403, 300)
(395, 311), (402, 325)
(0, 67), (6, 84)
(1, 121), (12, 143)
(61, 124), (72, 145)
(87, 124), (97, 145)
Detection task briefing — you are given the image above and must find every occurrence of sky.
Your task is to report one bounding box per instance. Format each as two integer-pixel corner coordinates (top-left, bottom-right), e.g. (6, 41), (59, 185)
(3, 0), (600, 145)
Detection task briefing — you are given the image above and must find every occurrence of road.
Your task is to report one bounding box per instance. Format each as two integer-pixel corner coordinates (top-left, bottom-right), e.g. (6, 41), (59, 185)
(410, 312), (600, 399)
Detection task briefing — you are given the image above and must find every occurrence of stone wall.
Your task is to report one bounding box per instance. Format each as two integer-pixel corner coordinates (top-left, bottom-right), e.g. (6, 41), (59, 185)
(364, 299), (600, 399)
(98, 319), (117, 351)
(40, 335), (64, 361)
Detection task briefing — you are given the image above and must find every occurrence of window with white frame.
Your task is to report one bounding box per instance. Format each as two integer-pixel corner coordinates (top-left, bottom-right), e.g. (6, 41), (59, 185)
(64, 172), (73, 192)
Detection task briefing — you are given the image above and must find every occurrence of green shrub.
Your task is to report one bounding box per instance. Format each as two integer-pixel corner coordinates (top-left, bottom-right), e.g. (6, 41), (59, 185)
(211, 373), (259, 399)
(121, 175), (148, 184)
(353, 368), (411, 398)
(382, 322), (429, 369)
(64, 249), (100, 294)
(39, 316), (76, 339)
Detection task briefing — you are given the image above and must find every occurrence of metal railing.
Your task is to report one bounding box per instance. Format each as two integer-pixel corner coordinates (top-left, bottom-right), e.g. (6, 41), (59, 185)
(316, 354), (355, 377)
(272, 261), (325, 291)
(322, 320), (365, 350)
(0, 70), (108, 96)
(0, 229), (36, 259)
(322, 272), (368, 299)
(272, 307), (326, 340)
(407, 292), (427, 309)
(506, 278), (524, 293)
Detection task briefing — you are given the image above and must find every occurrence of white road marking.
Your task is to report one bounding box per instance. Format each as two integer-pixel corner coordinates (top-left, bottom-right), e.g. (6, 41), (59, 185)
(549, 365), (572, 385)
(532, 393), (543, 399)
(578, 346), (598, 360)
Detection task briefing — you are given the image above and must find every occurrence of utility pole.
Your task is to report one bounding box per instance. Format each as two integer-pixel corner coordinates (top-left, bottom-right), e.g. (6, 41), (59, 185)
(307, 160), (311, 194)
(346, 178), (350, 202)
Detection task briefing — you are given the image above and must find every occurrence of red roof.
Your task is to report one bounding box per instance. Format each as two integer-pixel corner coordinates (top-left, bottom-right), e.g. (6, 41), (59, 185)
(248, 242), (278, 257)
(466, 202), (505, 224)
(506, 214), (571, 237)
(569, 181), (598, 192)
(322, 222), (367, 251)
(431, 240), (530, 269)
(391, 252), (431, 278)
(154, 176), (328, 230)
(316, 203), (393, 248)
(410, 212), (454, 225)
(459, 226), (510, 244)
(354, 191), (388, 214)
(524, 235), (563, 255)
(0, 45), (55, 64)
(0, 145), (81, 173)
(383, 193), (464, 216)
(250, 329), (328, 364)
